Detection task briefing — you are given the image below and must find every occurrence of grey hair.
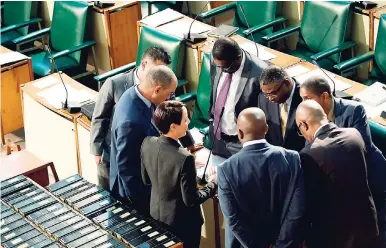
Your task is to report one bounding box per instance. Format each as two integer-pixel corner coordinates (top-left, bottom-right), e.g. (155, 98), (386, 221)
(145, 65), (175, 88)
(259, 65), (289, 85)
(301, 76), (332, 96)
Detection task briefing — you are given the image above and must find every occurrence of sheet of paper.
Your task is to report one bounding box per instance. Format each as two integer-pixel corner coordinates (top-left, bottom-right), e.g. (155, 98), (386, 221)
(157, 18), (212, 39)
(195, 148), (226, 180)
(189, 127), (204, 144)
(360, 102), (386, 118)
(139, 8), (184, 28)
(37, 84), (94, 109)
(295, 69), (353, 92)
(239, 42), (277, 61)
(285, 64), (310, 78)
(353, 82), (386, 107)
(0, 52), (29, 66)
(33, 76), (59, 89)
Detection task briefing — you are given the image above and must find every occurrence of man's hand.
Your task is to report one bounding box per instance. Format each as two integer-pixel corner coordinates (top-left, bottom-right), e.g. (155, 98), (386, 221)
(95, 155), (102, 164)
(208, 167), (218, 185)
(187, 144), (204, 153)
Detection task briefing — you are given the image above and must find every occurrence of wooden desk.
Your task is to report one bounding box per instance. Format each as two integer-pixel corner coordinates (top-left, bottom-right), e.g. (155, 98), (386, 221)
(92, 1), (141, 70)
(374, 5), (386, 19)
(0, 46), (34, 144)
(21, 73), (96, 180)
(0, 150), (58, 187)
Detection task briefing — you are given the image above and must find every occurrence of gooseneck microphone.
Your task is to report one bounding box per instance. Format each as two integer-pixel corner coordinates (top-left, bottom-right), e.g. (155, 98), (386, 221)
(311, 60), (352, 100)
(183, 1), (209, 43)
(197, 107), (225, 186)
(45, 45), (69, 109)
(239, 4), (259, 57)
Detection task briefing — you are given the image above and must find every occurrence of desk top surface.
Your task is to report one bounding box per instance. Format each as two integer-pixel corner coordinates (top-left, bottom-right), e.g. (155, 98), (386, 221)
(1, 46), (30, 72)
(91, 1), (138, 13)
(375, 6), (386, 19)
(21, 73), (97, 121)
(0, 150), (48, 181)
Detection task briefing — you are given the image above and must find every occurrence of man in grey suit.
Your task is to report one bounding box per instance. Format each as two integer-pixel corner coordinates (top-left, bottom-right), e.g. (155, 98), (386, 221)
(297, 100), (379, 248)
(209, 37), (268, 158)
(299, 76), (386, 240)
(91, 47), (196, 190)
(218, 107), (305, 248)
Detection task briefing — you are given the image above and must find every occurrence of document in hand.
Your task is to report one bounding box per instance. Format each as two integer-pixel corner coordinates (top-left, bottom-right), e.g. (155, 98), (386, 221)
(139, 8), (184, 28)
(353, 82), (386, 107)
(194, 148), (226, 181)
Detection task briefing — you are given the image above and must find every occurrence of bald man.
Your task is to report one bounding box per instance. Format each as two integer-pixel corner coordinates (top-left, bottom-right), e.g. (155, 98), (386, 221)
(217, 107), (305, 248)
(110, 65), (177, 213)
(296, 100), (379, 248)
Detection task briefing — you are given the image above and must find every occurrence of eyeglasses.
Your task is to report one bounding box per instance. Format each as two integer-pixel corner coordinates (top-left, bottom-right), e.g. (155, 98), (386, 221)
(263, 81), (285, 98)
(297, 121), (308, 137)
(211, 54), (241, 72)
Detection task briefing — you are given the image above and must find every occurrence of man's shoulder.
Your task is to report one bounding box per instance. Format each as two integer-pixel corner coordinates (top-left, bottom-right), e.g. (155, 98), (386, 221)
(245, 51), (268, 72)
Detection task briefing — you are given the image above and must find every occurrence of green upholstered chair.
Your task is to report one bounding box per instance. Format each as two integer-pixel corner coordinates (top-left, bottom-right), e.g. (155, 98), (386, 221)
(334, 14), (386, 85)
(369, 121), (386, 157)
(262, 1), (356, 71)
(1, 1), (41, 49)
(12, 1), (98, 79)
(199, 1), (287, 45)
(177, 53), (211, 147)
(140, 1), (184, 18)
(95, 25), (187, 92)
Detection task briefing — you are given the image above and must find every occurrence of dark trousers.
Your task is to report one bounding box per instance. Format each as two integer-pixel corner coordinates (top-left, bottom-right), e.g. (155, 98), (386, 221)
(174, 225), (202, 248)
(97, 160), (110, 191)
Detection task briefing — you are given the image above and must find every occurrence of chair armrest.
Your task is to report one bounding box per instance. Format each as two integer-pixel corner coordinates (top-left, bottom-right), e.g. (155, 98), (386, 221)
(1, 18), (42, 34)
(243, 16), (288, 36)
(198, 2), (237, 19)
(12, 27), (50, 44)
(262, 24), (300, 43)
(310, 41), (356, 61)
(333, 51), (375, 72)
(50, 41), (96, 60)
(199, 126), (209, 135)
(94, 62), (136, 83)
(175, 92), (197, 103)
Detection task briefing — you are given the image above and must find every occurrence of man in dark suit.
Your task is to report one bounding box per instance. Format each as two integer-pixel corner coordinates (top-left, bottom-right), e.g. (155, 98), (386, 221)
(297, 100), (379, 248)
(110, 65), (177, 213)
(218, 107), (305, 248)
(258, 65), (305, 152)
(209, 37), (268, 158)
(91, 47), (196, 190)
(299, 76), (386, 240)
(141, 101), (217, 248)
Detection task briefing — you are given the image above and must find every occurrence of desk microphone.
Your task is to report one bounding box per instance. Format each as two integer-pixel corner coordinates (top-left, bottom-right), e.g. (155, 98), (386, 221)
(197, 107), (225, 186)
(184, 1), (209, 44)
(239, 4), (259, 57)
(311, 60), (353, 100)
(45, 45), (81, 113)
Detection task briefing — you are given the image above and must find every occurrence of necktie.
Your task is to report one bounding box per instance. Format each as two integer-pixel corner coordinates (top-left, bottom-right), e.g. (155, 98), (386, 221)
(281, 103), (288, 138)
(214, 73), (232, 140)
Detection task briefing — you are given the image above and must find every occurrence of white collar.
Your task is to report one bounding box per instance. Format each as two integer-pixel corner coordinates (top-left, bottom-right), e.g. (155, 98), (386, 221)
(134, 68), (141, 86)
(243, 139), (267, 148)
(284, 81), (296, 107)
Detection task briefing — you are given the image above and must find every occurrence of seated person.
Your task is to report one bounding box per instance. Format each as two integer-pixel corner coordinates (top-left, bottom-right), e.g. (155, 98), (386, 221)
(141, 101), (217, 248)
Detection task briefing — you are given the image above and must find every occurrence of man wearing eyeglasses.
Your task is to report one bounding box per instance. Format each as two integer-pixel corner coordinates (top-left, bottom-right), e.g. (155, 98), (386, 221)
(258, 65), (305, 152)
(296, 100), (379, 248)
(209, 37), (268, 158)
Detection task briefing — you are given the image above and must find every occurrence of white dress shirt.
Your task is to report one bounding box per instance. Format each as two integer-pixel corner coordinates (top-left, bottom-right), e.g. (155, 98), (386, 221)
(243, 139), (267, 147)
(216, 52), (246, 136)
(281, 81), (296, 113)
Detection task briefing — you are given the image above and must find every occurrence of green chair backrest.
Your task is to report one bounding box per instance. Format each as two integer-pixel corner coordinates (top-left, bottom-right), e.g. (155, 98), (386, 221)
(3, 1), (33, 35)
(369, 121), (386, 157)
(300, 1), (354, 64)
(190, 53), (211, 128)
(136, 26), (185, 79)
(50, 1), (89, 63)
(372, 14), (386, 80)
(233, 1), (278, 36)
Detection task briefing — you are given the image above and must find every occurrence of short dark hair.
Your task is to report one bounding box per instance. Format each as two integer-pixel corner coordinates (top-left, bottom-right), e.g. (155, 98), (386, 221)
(142, 46), (171, 65)
(301, 76), (332, 96)
(154, 101), (186, 134)
(259, 65), (289, 85)
(212, 37), (241, 62)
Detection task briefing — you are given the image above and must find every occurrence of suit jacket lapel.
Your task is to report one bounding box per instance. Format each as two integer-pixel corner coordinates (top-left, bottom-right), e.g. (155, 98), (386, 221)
(333, 98), (343, 126)
(283, 82), (301, 142)
(213, 68), (222, 106)
(234, 51), (251, 105)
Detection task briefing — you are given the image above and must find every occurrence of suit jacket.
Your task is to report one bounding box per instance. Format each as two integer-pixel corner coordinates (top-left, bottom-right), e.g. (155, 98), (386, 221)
(209, 50), (268, 121)
(141, 136), (217, 236)
(300, 123), (378, 248)
(334, 98), (386, 194)
(258, 81), (305, 152)
(110, 86), (159, 212)
(218, 141), (305, 248)
(91, 68), (194, 163)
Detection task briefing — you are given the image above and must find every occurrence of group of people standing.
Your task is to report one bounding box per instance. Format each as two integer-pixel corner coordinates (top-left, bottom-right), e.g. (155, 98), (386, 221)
(90, 37), (386, 248)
